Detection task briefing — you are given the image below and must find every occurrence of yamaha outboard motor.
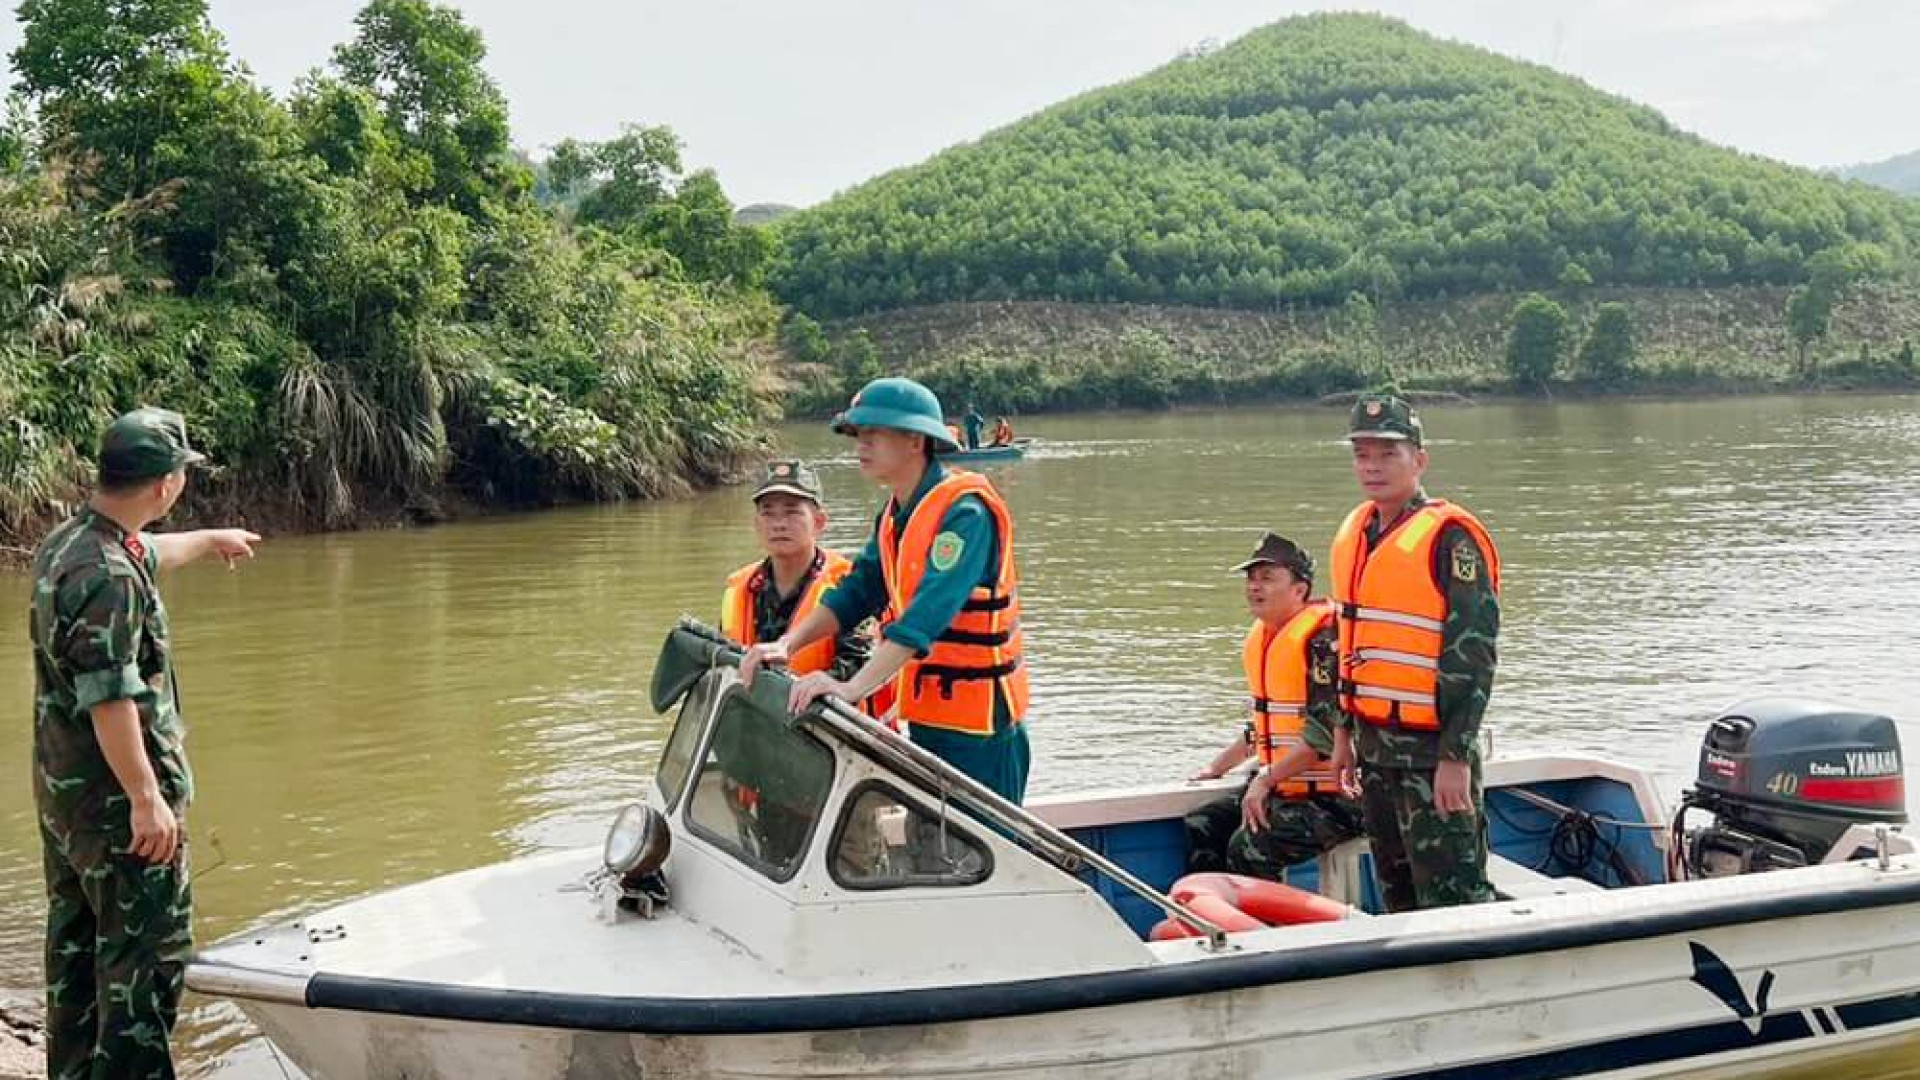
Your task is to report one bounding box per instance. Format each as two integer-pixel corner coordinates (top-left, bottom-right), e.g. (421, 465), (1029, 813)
(1678, 697), (1907, 878)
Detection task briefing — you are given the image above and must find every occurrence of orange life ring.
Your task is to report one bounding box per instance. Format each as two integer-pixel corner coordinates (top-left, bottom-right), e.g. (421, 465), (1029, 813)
(1149, 872), (1351, 940)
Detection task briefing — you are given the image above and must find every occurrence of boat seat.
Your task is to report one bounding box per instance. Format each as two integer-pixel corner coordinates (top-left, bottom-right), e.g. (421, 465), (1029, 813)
(1487, 854), (1604, 900)
(1316, 839), (1373, 913)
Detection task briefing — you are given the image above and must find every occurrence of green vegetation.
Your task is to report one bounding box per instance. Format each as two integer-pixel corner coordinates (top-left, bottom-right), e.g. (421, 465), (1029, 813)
(1504, 294), (1570, 389)
(1575, 302), (1635, 385)
(1, 0), (775, 548)
(791, 285), (1920, 416)
(773, 14), (1920, 321)
(547, 125), (775, 284)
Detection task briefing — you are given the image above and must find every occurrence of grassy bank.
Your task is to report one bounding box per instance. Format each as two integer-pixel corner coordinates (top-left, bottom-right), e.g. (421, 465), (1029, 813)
(784, 284), (1920, 416)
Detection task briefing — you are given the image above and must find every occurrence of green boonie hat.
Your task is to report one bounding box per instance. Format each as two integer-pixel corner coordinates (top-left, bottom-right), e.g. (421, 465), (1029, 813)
(753, 459), (824, 504)
(1345, 393), (1423, 447)
(831, 377), (960, 454)
(1229, 531), (1315, 585)
(97, 407), (207, 484)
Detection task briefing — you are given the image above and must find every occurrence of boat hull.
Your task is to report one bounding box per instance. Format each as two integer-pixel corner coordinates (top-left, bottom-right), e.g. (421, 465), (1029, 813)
(939, 439), (1031, 463)
(212, 889), (1920, 1080)
(230, 1002), (1920, 1080)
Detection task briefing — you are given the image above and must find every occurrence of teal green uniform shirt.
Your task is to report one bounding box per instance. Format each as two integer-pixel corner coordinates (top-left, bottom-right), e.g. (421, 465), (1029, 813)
(821, 462), (1028, 802)
(822, 461), (1002, 662)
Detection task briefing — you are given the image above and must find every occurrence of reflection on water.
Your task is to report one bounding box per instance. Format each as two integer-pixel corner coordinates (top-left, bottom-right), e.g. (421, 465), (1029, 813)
(2, 395), (1918, 1076)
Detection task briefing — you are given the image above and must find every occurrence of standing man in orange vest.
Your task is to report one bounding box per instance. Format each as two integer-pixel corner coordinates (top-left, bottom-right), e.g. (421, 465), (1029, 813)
(1186, 533), (1364, 879)
(1328, 394), (1501, 912)
(740, 377), (1031, 803)
(720, 459), (869, 683)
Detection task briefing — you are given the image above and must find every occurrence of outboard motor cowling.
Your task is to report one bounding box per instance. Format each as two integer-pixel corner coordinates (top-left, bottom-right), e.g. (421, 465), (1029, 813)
(1679, 697), (1907, 878)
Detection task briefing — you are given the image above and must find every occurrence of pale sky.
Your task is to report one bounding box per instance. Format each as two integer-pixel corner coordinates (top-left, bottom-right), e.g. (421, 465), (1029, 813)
(2, 0), (1914, 207)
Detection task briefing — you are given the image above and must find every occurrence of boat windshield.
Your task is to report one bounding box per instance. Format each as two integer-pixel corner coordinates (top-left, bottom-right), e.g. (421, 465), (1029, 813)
(683, 688), (836, 882)
(655, 670), (724, 811)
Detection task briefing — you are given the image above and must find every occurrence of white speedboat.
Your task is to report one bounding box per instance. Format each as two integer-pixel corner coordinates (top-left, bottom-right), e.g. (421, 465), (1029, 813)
(188, 621), (1920, 1080)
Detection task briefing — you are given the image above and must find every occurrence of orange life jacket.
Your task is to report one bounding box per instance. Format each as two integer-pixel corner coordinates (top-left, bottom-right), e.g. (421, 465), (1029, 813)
(1329, 500), (1500, 731)
(1243, 601), (1338, 797)
(721, 550), (853, 676)
(877, 471), (1029, 735)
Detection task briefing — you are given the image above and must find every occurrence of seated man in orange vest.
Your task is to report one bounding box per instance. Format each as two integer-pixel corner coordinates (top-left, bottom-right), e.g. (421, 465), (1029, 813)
(720, 459), (870, 683)
(1186, 532), (1365, 880)
(740, 377), (1031, 804)
(1327, 393), (1501, 912)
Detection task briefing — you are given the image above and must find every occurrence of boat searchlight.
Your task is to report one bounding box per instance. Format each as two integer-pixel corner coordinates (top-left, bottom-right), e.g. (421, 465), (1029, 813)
(603, 803), (671, 887)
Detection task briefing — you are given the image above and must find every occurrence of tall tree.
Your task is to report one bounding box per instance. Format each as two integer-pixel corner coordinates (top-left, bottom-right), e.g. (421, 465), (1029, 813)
(12, 0), (230, 198)
(1785, 285), (1832, 378)
(334, 0), (515, 216)
(549, 124), (682, 227)
(12, 0), (325, 287)
(1506, 293), (1570, 390)
(547, 125), (772, 285)
(1575, 302), (1635, 385)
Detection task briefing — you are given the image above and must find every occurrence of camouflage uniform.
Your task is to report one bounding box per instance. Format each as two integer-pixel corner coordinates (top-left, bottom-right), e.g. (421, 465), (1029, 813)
(1221, 629), (1366, 878)
(1187, 630), (1366, 876)
(30, 410), (204, 1080)
(1187, 534), (1365, 879)
(1341, 397), (1500, 913)
(743, 550), (871, 683)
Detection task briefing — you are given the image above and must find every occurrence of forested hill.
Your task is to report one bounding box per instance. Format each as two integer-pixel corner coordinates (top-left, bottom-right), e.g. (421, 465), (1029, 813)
(772, 14), (1920, 320)
(1843, 151), (1920, 197)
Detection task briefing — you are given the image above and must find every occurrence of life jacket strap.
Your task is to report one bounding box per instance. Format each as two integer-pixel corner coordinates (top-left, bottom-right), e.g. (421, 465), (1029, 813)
(1351, 684), (1437, 707)
(1347, 605), (1445, 633)
(1352, 647), (1440, 671)
(913, 657), (1024, 699)
(938, 626), (1015, 648)
(962, 593), (1014, 613)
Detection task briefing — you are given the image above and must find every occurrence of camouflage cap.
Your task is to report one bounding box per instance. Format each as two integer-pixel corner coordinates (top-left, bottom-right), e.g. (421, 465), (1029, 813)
(97, 407), (207, 484)
(1345, 393), (1423, 447)
(753, 459), (824, 505)
(1229, 531), (1315, 585)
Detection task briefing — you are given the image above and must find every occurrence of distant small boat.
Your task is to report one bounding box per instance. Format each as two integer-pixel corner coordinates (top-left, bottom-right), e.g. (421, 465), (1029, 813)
(941, 437), (1034, 463)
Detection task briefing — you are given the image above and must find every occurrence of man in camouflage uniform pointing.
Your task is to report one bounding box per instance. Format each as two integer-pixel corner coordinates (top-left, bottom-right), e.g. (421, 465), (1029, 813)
(1328, 394), (1501, 912)
(30, 408), (259, 1079)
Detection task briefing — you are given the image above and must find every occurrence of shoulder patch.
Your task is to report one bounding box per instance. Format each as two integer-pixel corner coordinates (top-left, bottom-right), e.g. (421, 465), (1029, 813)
(1451, 540), (1480, 583)
(929, 531), (965, 572)
(1311, 646), (1335, 686)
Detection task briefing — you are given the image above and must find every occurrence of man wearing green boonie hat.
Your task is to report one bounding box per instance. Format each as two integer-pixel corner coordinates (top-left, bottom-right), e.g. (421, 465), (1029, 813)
(29, 407), (262, 1078)
(740, 377), (1033, 804)
(715, 459), (876, 855)
(720, 459), (870, 683)
(1326, 393), (1503, 913)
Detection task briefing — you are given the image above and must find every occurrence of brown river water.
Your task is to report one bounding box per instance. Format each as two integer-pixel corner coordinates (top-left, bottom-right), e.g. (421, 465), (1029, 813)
(3, 395), (1919, 1076)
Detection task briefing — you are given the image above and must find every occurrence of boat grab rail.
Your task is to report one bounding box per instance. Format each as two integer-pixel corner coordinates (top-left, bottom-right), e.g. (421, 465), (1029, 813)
(670, 617), (1232, 949)
(808, 696), (1233, 950)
